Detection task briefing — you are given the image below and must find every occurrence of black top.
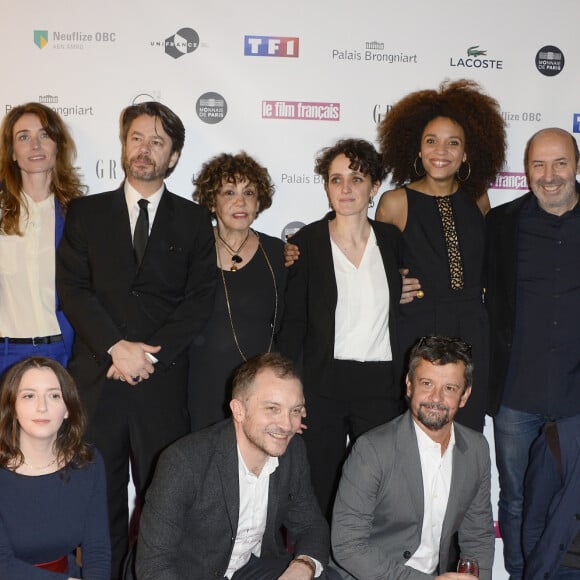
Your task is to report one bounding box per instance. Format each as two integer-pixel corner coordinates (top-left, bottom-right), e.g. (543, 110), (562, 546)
(188, 232), (286, 430)
(503, 195), (580, 416)
(398, 187), (488, 431)
(402, 186), (485, 302)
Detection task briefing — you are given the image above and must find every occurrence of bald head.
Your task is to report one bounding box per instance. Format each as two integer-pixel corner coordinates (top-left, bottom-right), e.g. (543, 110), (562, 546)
(524, 128), (579, 216)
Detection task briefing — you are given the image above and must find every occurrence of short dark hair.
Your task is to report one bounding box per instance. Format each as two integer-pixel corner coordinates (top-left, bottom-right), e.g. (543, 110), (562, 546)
(193, 152), (275, 216)
(0, 357), (91, 470)
(119, 101), (185, 177)
(231, 353), (300, 401)
(315, 138), (386, 186)
(523, 128), (580, 172)
(408, 336), (473, 391)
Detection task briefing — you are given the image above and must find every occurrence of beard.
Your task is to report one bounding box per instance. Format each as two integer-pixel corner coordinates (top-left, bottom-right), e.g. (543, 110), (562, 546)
(417, 402), (451, 431)
(125, 153), (166, 182)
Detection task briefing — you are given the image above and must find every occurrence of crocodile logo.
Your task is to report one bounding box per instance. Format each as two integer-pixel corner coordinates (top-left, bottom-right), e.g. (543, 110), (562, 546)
(467, 45), (486, 57)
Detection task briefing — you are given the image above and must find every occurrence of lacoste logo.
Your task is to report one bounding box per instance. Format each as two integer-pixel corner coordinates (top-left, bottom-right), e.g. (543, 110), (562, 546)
(467, 45), (486, 57)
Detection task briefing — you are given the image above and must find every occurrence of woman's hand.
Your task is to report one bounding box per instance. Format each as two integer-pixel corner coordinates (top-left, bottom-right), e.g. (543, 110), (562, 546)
(284, 243), (300, 267)
(400, 268), (422, 304)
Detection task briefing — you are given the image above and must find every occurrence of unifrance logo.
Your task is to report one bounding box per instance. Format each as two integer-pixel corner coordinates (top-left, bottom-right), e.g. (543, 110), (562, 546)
(449, 45), (503, 70)
(244, 35), (299, 57)
(165, 28), (199, 59)
(573, 114), (580, 134)
(535, 45), (564, 77)
(262, 101), (340, 121)
(34, 30), (48, 49)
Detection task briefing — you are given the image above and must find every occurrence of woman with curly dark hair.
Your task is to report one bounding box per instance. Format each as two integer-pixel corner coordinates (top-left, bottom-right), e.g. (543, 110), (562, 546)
(0, 103), (85, 374)
(376, 78), (506, 431)
(278, 139), (403, 519)
(188, 152), (287, 431)
(0, 356), (110, 578)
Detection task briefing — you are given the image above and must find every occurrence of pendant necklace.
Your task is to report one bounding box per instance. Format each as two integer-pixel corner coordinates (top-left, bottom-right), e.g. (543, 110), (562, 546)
(217, 228), (251, 271)
(216, 230), (278, 361)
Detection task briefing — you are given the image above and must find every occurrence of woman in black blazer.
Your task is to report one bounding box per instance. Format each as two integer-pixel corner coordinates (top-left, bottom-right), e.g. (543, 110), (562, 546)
(278, 138), (403, 519)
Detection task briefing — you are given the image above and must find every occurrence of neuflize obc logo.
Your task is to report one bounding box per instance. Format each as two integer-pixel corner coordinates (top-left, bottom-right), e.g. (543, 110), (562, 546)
(34, 30), (48, 49)
(244, 36), (299, 57)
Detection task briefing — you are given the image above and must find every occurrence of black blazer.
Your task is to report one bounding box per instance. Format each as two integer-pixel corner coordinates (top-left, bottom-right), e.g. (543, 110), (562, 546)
(56, 186), (216, 417)
(484, 192), (530, 415)
(135, 420), (330, 579)
(277, 215), (402, 397)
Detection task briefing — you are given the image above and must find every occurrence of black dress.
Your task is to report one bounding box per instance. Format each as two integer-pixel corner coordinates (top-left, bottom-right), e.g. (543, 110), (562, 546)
(188, 232), (287, 431)
(398, 186), (489, 431)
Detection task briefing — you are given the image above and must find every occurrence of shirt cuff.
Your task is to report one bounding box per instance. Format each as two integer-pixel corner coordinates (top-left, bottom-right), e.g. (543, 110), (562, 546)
(297, 555), (323, 577)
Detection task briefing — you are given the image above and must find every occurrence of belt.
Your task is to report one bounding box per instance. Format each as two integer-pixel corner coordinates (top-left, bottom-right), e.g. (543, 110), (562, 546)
(3, 334), (63, 345)
(34, 555), (68, 572)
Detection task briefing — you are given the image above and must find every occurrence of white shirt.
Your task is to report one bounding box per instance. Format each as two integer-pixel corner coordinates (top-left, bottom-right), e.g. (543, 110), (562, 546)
(405, 422), (455, 574)
(0, 193), (60, 338)
(124, 181), (164, 237)
(226, 450), (279, 578)
(225, 448), (322, 578)
(331, 228), (392, 361)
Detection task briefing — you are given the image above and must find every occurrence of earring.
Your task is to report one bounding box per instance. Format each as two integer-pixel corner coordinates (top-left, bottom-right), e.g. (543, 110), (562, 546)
(456, 160), (471, 182)
(413, 155), (426, 177)
(368, 197), (375, 209)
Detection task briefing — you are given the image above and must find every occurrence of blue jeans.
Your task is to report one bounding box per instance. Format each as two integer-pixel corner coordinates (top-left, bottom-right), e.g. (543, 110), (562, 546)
(494, 405), (557, 580)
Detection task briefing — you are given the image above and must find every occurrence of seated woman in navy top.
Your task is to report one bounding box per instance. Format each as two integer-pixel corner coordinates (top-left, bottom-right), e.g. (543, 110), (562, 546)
(0, 356), (110, 579)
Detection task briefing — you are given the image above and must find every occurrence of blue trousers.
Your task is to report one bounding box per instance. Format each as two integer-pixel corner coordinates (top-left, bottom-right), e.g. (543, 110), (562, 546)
(494, 405), (561, 579)
(1, 339), (68, 377)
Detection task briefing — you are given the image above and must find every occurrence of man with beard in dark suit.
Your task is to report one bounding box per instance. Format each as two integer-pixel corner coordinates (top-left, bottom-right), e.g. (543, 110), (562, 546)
(57, 101), (216, 578)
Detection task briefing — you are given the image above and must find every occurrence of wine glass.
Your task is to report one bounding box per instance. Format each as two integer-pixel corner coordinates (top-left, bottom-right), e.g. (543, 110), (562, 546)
(457, 556), (479, 576)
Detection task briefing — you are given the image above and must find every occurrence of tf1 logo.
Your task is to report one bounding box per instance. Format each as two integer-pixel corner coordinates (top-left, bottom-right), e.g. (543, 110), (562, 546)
(244, 35), (299, 57)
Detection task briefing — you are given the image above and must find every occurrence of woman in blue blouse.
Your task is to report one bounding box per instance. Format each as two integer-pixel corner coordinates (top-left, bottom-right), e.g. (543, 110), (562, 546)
(0, 356), (110, 579)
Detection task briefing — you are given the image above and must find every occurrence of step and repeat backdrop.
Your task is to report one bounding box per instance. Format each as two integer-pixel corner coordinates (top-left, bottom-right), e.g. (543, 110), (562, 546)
(2, 0), (579, 575)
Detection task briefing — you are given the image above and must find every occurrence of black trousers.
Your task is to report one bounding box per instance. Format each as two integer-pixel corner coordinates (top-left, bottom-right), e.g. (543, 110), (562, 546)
(303, 359), (403, 520)
(86, 361), (190, 580)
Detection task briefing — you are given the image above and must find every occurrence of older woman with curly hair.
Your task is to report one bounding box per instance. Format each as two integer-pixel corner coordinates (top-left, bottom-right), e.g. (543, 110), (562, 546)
(0, 356), (110, 579)
(0, 103), (84, 374)
(188, 152), (287, 431)
(278, 139), (403, 519)
(376, 78), (506, 431)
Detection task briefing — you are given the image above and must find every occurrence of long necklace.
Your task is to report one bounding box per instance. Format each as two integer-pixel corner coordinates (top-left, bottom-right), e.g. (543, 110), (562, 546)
(217, 231), (278, 361)
(217, 228), (251, 271)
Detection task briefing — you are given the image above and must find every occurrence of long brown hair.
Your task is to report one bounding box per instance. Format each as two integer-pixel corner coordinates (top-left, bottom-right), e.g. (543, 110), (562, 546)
(0, 357), (92, 470)
(0, 102), (85, 235)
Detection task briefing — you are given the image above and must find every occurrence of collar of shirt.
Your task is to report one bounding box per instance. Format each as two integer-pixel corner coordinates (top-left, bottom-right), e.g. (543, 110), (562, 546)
(237, 446), (279, 480)
(413, 420), (456, 457)
(526, 190), (580, 219)
(124, 181), (164, 236)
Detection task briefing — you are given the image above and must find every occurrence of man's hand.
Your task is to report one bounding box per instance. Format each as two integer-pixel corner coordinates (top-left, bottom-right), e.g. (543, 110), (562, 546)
(284, 242), (300, 267)
(400, 268), (422, 304)
(108, 340), (161, 385)
(279, 557), (315, 579)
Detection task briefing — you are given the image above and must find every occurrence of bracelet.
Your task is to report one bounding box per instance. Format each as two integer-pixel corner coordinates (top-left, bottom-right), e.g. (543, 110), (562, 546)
(290, 557), (316, 577)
